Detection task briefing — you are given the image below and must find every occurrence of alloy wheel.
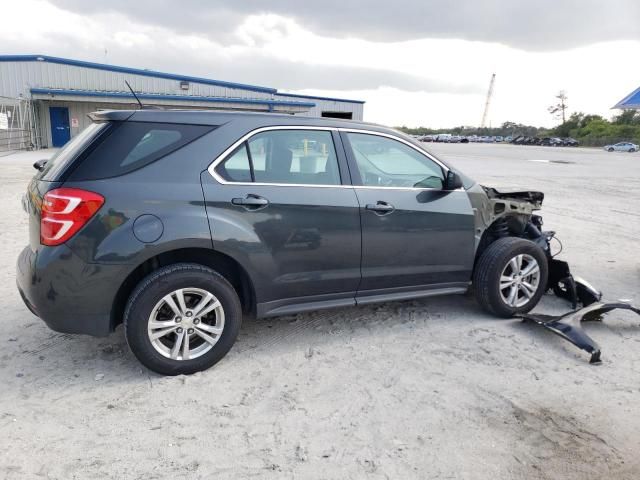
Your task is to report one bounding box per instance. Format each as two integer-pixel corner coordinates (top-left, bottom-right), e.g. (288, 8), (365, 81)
(499, 254), (541, 308)
(147, 288), (225, 360)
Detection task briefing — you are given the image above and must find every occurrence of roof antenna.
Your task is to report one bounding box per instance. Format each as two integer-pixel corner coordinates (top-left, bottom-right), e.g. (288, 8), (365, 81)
(125, 80), (143, 109)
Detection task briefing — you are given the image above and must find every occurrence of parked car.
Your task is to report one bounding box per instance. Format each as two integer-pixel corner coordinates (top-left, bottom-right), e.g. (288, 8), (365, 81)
(435, 134), (451, 142)
(540, 137), (563, 147)
(18, 110), (561, 375)
(562, 137), (579, 147)
(604, 142), (638, 152)
(495, 136), (504, 143)
(418, 134), (434, 142)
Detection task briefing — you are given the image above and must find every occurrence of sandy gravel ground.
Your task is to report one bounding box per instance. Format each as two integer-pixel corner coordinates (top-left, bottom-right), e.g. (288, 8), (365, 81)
(0, 143), (638, 479)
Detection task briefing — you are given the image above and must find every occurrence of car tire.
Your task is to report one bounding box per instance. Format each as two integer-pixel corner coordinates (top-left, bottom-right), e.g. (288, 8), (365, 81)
(124, 263), (242, 375)
(608, 147), (614, 152)
(473, 237), (548, 318)
(629, 148), (636, 153)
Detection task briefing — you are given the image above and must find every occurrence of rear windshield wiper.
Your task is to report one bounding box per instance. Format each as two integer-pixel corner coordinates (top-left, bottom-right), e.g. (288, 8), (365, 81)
(33, 159), (48, 171)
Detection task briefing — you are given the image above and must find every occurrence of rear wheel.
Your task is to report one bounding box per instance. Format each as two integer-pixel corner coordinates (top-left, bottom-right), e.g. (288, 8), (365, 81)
(124, 263), (242, 375)
(473, 237), (548, 317)
(629, 148), (636, 153)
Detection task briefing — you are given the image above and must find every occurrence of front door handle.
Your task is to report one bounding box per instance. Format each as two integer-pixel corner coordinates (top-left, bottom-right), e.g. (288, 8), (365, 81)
(365, 201), (395, 215)
(231, 194), (269, 210)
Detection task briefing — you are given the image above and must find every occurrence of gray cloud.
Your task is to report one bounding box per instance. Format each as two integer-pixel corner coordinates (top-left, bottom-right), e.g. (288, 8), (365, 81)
(207, 56), (482, 93)
(53, 0), (640, 51)
(0, 34), (481, 94)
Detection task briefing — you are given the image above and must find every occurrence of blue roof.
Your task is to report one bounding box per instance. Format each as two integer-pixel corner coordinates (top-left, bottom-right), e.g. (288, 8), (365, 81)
(0, 54), (365, 104)
(30, 88), (316, 108)
(613, 86), (640, 109)
(1, 54), (275, 94)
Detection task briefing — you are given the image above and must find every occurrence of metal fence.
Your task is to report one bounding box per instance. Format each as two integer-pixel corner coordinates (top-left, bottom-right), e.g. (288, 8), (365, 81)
(0, 96), (42, 153)
(575, 135), (640, 148)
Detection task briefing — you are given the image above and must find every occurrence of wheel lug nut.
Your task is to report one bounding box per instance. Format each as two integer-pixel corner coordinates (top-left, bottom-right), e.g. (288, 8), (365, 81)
(175, 317), (182, 323)
(186, 311), (192, 317)
(176, 327), (183, 333)
(187, 328), (194, 334)
(193, 319), (200, 324)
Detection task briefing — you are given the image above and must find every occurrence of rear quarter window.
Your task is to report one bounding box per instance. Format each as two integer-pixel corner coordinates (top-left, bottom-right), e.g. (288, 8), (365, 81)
(68, 121), (214, 180)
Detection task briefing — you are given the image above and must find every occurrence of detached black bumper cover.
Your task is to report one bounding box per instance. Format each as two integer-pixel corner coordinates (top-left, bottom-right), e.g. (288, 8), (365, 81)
(520, 302), (640, 364)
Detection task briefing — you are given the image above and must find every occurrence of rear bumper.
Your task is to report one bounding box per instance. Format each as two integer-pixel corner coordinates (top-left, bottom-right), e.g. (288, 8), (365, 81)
(16, 245), (128, 337)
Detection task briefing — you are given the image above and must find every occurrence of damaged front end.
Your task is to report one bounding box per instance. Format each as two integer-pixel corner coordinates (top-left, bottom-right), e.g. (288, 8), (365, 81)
(467, 183), (598, 307)
(468, 183), (638, 363)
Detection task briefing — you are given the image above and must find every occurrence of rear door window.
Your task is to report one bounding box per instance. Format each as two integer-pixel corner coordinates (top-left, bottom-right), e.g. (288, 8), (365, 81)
(216, 129), (341, 185)
(216, 144), (252, 182)
(68, 122), (214, 180)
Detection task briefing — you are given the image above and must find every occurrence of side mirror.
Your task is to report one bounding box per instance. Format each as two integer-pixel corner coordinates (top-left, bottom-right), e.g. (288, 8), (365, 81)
(444, 170), (463, 190)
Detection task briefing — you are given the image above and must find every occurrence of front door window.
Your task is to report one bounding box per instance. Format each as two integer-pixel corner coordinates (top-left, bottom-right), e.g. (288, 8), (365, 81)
(346, 133), (444, 189)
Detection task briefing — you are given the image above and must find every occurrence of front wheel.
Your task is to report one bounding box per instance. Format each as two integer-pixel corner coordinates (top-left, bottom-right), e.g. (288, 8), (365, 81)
(608, 147), (614, 152)
(473, 237), (548, 317)
(629, 148), (636, 153)
(124, 263), (242, 375)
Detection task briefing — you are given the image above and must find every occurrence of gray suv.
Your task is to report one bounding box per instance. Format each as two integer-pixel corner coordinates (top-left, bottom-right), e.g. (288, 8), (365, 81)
(17, 110), (555, 375)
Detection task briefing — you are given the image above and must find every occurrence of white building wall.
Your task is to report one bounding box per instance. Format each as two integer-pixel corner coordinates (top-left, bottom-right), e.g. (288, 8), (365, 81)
(273, 95), (364, 121)
(0, 58), (365, 147)
(0, 61), (275, 100)
(308, 99), (364, 121)
(38, 101), (118, 147)
(36, 98), (310, 147)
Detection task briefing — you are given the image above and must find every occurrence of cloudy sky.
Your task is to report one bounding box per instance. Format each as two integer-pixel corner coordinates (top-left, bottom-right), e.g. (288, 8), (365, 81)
(3, 0), (640, 127)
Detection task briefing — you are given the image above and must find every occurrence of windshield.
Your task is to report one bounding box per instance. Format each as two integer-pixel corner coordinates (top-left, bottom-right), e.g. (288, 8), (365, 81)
(40, 122), (107, 181)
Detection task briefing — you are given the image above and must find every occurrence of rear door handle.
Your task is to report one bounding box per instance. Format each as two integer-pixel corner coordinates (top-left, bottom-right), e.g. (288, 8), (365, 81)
(231, 194), (269, 210)
(365, 201), (395, 214)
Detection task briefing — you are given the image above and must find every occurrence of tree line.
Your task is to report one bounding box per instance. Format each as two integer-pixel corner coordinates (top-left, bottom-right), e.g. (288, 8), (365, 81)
(397, 90), (640, 147)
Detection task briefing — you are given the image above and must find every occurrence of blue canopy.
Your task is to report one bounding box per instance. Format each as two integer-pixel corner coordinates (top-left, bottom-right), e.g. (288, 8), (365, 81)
(613, 86), (640, 109)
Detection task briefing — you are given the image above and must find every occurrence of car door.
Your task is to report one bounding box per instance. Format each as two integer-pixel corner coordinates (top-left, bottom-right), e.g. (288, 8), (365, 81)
(202, 127), (361, 316)
(340, 130), (475, 299)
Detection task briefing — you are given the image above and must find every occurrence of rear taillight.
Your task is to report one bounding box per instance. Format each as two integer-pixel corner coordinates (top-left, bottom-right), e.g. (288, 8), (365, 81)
(41, 188), (104, 246)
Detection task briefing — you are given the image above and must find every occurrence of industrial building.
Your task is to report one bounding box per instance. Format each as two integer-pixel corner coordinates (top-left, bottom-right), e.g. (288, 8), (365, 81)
(0, 55), (364, 151)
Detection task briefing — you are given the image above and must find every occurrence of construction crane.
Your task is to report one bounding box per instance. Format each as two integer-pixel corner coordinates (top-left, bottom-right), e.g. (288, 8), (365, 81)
(480, 73), (496, 128)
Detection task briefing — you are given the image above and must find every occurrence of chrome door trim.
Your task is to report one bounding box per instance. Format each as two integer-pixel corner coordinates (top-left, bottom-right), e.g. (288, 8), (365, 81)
(206, 125), (454, 192)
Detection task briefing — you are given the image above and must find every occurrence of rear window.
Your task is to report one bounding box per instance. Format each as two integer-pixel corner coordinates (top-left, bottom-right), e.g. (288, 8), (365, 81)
(41, 123), (107, 181)
(68, 121), (214, 180)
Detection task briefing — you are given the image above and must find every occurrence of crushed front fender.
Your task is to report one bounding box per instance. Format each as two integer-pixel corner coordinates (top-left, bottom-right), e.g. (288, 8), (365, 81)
(519, 302), (640, 364)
